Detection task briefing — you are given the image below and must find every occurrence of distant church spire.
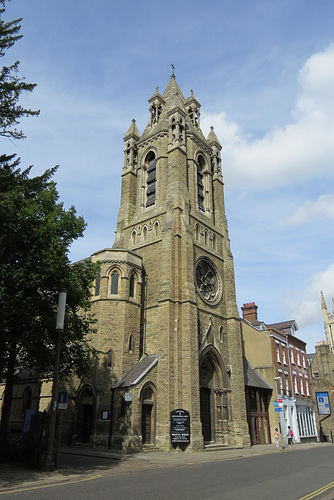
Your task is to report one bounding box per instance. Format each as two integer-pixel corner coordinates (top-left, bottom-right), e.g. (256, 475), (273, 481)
(321, 291), (334, 351)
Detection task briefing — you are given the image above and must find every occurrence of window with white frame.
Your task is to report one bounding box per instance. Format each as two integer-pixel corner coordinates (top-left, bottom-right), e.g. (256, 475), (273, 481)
(276, 342), (281, 363)
(296, 349), (301, 366)
(302, 351), (306, 368)
(290, 347), (295, 364)
(284, 371), (289, 394)
(278, 370), (283, 393)
(299, 374), (305, 395)
(293, 372), (298, 394)
(305, 376), (310, 396)
(282, 343), (286, 364)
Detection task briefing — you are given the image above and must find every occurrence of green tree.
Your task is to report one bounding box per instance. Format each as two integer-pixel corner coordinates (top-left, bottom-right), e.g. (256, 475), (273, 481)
(0, 1), (99, 456)
(0, 0), (39, 139)
(0, 157), (99, 456)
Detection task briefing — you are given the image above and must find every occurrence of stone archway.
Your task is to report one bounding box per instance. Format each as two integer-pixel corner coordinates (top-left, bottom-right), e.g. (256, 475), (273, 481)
(77, 386), (95, 444)
(199, 351), (226, 444)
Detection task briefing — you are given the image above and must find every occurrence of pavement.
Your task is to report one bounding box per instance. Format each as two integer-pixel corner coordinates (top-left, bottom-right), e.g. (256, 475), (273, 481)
(0, 441), (332, 494)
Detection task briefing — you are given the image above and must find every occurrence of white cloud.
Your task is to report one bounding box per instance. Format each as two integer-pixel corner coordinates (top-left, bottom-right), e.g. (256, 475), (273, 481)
(201, 43), (334, 189)
(283, 193), (334, 225)
(283, 263), (334, 329)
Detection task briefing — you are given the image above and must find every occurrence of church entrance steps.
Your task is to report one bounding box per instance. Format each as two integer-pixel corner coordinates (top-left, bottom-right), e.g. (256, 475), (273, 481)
(204, 443), (243, 452)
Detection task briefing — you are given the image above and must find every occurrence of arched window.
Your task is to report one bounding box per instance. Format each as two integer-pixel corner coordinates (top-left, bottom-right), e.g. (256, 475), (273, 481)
(204, 230), (208, 246)
(154, 221), (159, 237)
(128, 334), (134, 353)
(131, 230), (137, 245)
(195, 224), (200, 240)
(197, 155), (205, 211)
(146, 152), (156, 207)
(142, 225), (148, 242)
(129, 274), (135, 298)
(111, 270), (119, 295)
(107, 349), (113, 367)
(94, 274), (101, 296)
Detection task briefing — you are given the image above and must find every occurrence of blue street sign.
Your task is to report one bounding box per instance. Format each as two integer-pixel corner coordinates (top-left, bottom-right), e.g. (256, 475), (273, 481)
(275, 408), (283, 412)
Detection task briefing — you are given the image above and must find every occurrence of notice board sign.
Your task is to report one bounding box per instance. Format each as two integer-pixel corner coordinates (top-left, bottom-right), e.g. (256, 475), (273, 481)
(58, 391), (68, 410)
(316, 392), (331, 415)
(171, 409), (190, 444)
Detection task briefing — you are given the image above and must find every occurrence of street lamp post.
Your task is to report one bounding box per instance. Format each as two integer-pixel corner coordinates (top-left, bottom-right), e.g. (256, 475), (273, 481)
(44, 289), (67, 470)
(274, 376), (285, 449)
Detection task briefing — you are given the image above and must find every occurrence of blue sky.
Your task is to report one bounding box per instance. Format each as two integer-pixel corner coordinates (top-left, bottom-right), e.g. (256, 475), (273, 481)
(2, 0), (334, 351)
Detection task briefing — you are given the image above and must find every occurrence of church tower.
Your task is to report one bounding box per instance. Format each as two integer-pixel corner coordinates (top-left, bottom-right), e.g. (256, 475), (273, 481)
(84, 74), (250, 451)
(104, 74), (250, 450)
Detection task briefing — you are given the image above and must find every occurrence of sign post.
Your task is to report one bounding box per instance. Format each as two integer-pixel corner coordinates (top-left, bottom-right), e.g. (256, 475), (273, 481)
(316, 392), (331, 416)
(316, 392), (331, 443)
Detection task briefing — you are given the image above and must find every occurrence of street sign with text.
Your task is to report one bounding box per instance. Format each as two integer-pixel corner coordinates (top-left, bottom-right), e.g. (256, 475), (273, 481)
(316, 392), (331, 416)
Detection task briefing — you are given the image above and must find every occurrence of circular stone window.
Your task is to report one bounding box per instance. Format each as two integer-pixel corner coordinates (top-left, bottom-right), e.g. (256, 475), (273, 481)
(195, 258), (222, 305)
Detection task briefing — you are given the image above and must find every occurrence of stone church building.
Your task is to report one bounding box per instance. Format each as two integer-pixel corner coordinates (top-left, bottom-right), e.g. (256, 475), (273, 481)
(79, 75), (250, 451)
(2, 75), (251, 452)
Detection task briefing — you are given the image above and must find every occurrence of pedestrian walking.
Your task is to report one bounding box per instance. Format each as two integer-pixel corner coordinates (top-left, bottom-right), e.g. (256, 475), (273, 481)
(287, 426), (293, 446)
(274, 428), (279, 448)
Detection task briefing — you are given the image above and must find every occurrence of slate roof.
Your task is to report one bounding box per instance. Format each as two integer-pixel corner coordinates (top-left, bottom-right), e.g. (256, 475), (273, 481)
(243, 357), (272, 390)
(115, 354), (158, 389)
(268, 320), (298, 332)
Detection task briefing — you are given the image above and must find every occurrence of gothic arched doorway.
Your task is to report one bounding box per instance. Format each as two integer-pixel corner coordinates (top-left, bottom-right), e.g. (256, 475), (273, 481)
(140, 384), (156, 445)
(199, 352), (225, 444)
(77, 386), (95, 444)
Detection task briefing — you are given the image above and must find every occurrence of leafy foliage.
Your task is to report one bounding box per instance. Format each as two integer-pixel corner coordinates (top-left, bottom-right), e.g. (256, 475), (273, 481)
(0, 0), (39, 139)
(0, 155), (99, 379)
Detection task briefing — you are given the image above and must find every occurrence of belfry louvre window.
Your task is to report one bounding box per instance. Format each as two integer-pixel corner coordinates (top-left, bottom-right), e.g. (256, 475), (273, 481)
(197, 155), (205, 211)
(146, 156), (156, 207)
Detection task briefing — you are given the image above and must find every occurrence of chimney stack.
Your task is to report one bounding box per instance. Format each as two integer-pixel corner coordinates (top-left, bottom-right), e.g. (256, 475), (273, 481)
(241, 302), (258, 323)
